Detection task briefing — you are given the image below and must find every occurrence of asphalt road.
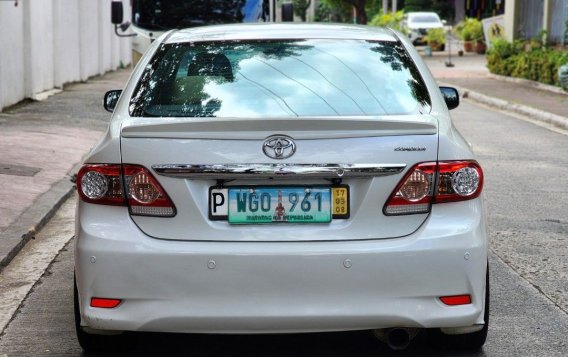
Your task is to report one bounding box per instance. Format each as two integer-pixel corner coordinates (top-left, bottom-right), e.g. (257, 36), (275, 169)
(0, 101), (567, 356)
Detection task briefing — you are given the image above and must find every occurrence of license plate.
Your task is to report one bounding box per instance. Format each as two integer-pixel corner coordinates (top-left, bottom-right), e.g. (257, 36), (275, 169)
(209, 186), (349, 223)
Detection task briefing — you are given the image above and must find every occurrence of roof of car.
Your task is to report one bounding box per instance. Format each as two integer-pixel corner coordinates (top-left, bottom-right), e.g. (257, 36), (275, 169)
(407, 12), (441, 15)
(406, 12), (441, 19)
(165, 23), (399, 44)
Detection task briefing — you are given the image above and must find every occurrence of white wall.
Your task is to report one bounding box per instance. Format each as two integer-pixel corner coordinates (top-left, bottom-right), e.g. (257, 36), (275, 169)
(0, 3), (25, 108)
(0, 0), (131, 111)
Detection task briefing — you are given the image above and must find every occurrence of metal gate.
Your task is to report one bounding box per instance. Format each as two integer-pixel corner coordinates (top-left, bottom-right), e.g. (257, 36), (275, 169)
(550, 0), (568, 44)
(518, 0), (544, 39)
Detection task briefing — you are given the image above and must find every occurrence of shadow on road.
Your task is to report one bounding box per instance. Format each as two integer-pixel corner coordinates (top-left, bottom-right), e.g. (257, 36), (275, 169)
(83, 330), (488, 357)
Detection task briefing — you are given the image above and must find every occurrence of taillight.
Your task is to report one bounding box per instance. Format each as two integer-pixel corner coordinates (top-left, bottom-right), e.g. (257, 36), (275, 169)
(77, 165), (124, 205)
(384, 160), (483, 215)
(434, 161), (483, 203)
(77, 164), (176, 217)
(384, 162), (436, 215)
(123, 165), (176, 217)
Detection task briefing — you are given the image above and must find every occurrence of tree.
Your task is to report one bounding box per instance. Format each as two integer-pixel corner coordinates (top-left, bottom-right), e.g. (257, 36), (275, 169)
(321, 0), (369, 24)
(404, 0), (433, 12)
(293, 0), (311, 22)
(344, 0), (368, 24)
(317, 0), (353, 23)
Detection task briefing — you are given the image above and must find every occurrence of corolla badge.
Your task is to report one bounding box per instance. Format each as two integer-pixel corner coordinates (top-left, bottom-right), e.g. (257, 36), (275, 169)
(263, 135), (296, 159)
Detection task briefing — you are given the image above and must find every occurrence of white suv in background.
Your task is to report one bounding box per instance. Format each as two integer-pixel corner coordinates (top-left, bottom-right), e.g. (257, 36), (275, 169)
(404, 12), (445, 47)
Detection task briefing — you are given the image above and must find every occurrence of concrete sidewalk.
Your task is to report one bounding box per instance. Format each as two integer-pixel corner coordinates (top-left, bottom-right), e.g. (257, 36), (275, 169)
(423, 51), (568, 130)
(0, 69), (131, 269)
(0, 53), (566, 272)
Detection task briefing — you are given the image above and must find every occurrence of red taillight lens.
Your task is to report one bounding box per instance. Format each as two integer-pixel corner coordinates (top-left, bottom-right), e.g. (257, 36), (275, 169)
(123, 165), (176, 217)
(77, 164), (176, 217)
(384, 160), (483, 215)
(384, 162), (436, 215)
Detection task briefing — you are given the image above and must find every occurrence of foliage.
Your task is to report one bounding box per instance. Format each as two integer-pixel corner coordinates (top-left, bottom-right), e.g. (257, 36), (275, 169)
(316, 0), (352, 22)
(317, 0), (384, 24)
(365, 0), (383, 20)
(431, 0), (453, 22)
(404, 0), (433, 12)
(455, 17), (483, 42)
(487, 38), (568, 87)
(424, 28), (446, 46)
(292, 0), (311, 22)
(321, 0), (368, 24)
(369, 10), (407, 34)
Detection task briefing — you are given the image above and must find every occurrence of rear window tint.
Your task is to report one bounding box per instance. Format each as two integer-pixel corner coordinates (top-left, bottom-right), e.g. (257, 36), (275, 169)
(409, 14), (441, 23)
(129, 39), (431, 118)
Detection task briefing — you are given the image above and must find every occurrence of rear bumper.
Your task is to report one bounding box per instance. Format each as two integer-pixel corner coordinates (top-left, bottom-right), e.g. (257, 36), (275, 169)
(75, 200), (488, 334)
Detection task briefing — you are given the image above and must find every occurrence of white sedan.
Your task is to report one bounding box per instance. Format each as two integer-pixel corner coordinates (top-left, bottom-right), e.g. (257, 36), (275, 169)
(74, 23), (488, 352)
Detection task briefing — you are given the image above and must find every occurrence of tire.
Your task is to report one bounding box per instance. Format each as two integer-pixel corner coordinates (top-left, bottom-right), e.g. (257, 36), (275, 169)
(74, 275), (121, 352)
(429, 265), (489, 350)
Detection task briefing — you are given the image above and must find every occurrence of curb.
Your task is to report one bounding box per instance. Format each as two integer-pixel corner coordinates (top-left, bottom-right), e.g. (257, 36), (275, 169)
(0, 176), (75, 272)
(443, 83), (568, 131)
(488, 74), (568, 97)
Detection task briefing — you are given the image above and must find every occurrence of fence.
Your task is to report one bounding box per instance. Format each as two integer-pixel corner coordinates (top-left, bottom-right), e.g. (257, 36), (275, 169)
(550, 0), (568, 44)
(0, 0), (131, 111)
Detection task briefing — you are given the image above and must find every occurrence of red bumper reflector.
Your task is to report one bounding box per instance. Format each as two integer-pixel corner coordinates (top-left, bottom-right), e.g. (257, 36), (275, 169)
(440, 295), (472, 306)
(90, 297), (122, 308)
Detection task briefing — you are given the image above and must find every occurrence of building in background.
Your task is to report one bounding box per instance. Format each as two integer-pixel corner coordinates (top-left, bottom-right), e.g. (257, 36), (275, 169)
(504, 0), (568, 44)
(462, 0), (505, 19)
(394, 0), (566, 44)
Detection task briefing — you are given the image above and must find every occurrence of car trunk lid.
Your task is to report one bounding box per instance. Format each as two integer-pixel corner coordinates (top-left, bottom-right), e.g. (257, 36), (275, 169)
(120, 116), (439, 242)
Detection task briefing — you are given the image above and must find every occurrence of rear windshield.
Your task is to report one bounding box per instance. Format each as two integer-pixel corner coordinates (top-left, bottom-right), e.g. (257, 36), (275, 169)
(409, 14), (441, 23)
(129, 39), (431, 118)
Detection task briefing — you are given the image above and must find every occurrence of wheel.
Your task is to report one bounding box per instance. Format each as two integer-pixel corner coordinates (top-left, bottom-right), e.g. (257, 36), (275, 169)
(429, 265), (489, 350)
(74, 275), (121, 352)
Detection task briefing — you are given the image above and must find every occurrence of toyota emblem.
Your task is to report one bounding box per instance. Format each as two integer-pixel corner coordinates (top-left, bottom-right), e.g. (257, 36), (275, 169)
(262, 135), (296, 160)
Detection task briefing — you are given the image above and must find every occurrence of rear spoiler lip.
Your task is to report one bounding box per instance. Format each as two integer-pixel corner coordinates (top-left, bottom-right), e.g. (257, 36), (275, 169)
(120, 116), (438, 140)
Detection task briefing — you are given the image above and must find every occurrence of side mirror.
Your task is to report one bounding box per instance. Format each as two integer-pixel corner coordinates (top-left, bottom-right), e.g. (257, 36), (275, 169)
(103, 90), (123, 113)
(111, 1), (124, 25)
(440, 87), (459, 110)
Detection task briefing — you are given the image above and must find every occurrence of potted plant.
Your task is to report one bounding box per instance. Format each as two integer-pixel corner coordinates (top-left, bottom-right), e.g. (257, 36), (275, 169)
(458, 18), (483, 53)
(455, 20), (472, 52)
(424, 28), (447, 51)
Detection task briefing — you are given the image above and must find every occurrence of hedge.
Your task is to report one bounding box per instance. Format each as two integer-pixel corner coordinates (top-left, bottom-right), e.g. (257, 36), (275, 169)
(486, 39), (568, 87)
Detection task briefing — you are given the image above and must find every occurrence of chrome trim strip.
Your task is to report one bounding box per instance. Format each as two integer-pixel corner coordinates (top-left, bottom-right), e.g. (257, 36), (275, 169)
(152, 164), (406, 179)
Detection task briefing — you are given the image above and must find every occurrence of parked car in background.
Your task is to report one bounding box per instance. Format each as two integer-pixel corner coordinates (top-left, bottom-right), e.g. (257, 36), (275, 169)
(404, 12), (445, 47)
(74, 23), (488, 352)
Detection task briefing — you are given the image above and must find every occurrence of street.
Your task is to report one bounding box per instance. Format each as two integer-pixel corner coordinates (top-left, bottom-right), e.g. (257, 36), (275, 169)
(0, 99), (567, 356)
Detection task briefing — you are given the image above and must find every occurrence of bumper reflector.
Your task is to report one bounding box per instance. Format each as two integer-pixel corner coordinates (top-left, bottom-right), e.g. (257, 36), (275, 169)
(90, 297), (122, 308)
(440, 295), (472, 306)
